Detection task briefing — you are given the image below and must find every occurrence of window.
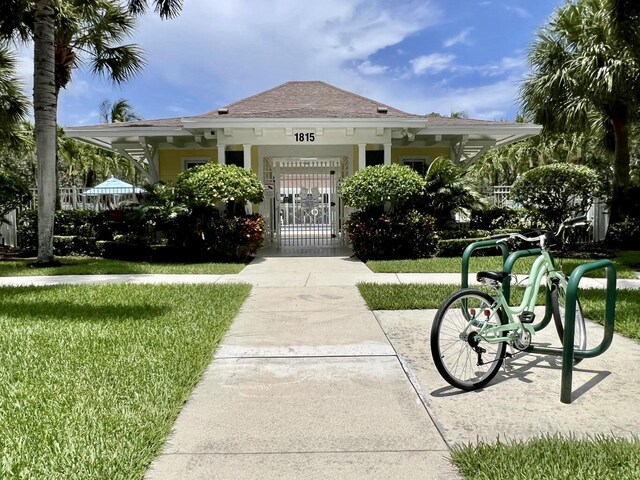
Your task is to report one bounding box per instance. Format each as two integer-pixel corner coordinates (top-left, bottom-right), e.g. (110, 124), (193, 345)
(182, 157), (210, 170)
(225, 151), (244, 168)
(365, 150), (384, 167)
(401, 157), (428, 175)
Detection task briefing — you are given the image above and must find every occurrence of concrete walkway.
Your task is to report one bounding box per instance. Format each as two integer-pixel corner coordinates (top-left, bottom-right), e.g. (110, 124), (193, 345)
(144, 253), (458, 479)
(2, 252), (640, 479)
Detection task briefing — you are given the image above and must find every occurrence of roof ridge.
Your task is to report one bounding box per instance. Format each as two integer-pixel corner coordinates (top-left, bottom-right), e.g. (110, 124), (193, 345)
(198, 81), (420, 118)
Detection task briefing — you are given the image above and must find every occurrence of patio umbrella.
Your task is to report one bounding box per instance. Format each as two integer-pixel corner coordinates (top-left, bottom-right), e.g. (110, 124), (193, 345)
(84, 177), (144, 196)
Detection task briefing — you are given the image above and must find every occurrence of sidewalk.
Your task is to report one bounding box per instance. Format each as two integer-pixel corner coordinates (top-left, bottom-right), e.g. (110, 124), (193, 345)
(145, 254), (458, 479)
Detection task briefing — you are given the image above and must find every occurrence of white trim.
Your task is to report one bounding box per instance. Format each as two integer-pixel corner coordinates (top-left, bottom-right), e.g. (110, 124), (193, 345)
(217, 144), (226, 165)
(182, 156), (210, 171)
(358, 144), (366, 171)
(383, 143), (392, 165)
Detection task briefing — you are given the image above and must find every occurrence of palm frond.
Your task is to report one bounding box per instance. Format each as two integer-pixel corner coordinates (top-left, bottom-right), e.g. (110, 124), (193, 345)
(90, 44), (146, 84)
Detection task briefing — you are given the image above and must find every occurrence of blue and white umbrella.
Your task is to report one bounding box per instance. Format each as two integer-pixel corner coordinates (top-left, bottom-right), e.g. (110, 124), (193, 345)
(84, 177), (144, 196)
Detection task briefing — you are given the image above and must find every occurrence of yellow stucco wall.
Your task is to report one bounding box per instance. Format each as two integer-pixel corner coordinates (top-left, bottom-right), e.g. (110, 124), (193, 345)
(158, 148), (217, 183)
(391, 147), (451, 164)
(158, 145), (261, 182)
(352, 145), (452, 173)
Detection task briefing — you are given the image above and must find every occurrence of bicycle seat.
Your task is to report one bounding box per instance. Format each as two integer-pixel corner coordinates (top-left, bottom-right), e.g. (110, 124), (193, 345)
(476, 271), (509, 284)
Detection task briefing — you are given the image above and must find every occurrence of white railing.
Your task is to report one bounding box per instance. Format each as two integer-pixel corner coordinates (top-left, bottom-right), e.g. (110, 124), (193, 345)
(491, 185), (512, 207)
(29, 186), (142, 211)
(488, 185), (609, 242)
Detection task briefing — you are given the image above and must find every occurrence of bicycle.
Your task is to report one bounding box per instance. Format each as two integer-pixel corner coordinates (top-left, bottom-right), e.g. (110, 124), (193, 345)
(430, 217), (588, 391)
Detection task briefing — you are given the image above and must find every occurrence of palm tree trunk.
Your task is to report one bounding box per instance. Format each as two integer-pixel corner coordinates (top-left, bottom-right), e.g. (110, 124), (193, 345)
(34, 0), (57, 264)
(611, 108), (631, 222)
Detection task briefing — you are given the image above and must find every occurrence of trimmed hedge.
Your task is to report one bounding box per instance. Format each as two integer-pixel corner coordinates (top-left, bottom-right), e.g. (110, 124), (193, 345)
(340, 164), (425, 211)
(345, 209), (437, 260)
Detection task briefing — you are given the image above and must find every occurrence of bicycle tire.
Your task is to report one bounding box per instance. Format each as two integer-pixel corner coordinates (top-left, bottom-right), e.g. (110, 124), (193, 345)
(551, 278), (587, 365)
(430, 288), (508, 391)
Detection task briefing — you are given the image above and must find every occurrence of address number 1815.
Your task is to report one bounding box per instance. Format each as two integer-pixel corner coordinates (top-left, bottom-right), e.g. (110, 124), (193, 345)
(294, 132), (315, 142)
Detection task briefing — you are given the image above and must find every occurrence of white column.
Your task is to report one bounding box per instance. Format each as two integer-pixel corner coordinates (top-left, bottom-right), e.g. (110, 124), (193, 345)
(243, 144), (252, 171)
(217, 144), (226, 165)
(384, 143), (392, 165)
(358, 143), (366, 171)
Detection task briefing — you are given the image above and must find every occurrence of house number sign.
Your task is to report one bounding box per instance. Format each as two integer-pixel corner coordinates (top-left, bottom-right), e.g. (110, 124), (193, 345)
(294, 132), (315, 142)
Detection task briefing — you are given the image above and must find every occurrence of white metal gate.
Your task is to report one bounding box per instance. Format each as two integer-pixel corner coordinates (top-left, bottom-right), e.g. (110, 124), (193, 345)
(264, 157), (347, 247)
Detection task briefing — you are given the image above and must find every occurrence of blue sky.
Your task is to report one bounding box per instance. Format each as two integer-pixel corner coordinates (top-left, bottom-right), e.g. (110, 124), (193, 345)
(16, 0), (564, 126)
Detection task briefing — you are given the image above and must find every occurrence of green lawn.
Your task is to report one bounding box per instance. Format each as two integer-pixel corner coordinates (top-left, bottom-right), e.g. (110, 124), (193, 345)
(366, 253), (640, 279)
(357, 283), (640, 341)
(0, 283), (250, 479)
(452, 434), (640, 480)
(0, 256), (245, 276)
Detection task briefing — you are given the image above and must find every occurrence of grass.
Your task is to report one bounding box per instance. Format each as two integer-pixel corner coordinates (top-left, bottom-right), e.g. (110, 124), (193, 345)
(0, 256), (245, 276)
(357, 283), (640, 341)
(0, 283), (250, 479)
(451, 434), (640, 480)
(366, 253), (640, 279)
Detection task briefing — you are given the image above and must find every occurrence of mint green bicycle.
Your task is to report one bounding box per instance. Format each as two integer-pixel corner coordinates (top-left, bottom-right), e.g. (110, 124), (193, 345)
(430, 217), (588, 391)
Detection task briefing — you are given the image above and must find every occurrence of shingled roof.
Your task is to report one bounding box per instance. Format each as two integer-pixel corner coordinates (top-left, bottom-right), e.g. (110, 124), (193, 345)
(193, 81), (421, 120)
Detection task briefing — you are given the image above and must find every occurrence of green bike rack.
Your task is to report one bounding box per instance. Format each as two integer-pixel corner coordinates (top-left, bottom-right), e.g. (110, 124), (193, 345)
(461, 239), (510, 289)
(525, 259), (617, 404)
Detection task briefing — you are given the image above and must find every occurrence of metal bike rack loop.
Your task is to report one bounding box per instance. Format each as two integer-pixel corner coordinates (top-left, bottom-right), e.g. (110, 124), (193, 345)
(461, 241), (617, 404)
(525, 259), (617, 404)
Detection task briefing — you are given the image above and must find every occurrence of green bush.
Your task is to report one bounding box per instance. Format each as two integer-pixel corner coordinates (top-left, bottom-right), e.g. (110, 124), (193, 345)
(340, 164), (425, 211)
(173, 163), (263, 210)
(436, 237), (502, 257)
(0, 169), (31, 222)
(470, 206), (526, 230)
(606, 220), (640, 249)
(419, 157), (485, 228)
(510, 163), (601, 229)
(345, 209), (437, 260)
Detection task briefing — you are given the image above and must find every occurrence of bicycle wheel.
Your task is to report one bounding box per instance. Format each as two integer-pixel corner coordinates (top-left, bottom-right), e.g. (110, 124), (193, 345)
(551, 278), (587, 364)
(430, 289), (508, 391)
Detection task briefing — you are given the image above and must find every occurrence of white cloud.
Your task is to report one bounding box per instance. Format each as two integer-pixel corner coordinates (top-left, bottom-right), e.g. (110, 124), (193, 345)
(443, 28), (473, 48)
(410, 53), (456, 75)
(504, 5), (531, 18)
(386, 75), (522, 120)
(357, 60), (388, 75)
(133, 0), (441, 99)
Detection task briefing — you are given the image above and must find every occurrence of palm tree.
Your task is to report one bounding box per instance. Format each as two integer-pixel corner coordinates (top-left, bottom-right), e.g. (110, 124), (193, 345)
(521, 0), (640, 222)
(0, 0), (182, 264)
(99, 98), (141, 123)
(0, 45), (29, 148)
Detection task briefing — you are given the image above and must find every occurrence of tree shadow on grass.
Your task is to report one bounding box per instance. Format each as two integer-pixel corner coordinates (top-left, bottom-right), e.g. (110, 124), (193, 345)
(0, 287), (167, 322)
(1, 300), (166, 323)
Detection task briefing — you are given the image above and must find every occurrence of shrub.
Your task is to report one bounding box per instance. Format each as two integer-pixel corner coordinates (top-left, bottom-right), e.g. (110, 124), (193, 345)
(419, 157), (485, 228)
(436, 237), (505, 258)
(510, 163), (601, 229)
(606, 220), (640, 249)
(0, 169), (31, 223)
(173, 163), (263, 211)
(17, 209), (38, 253)
(340, 164), (425, 211)
(470, 206), (526, 230)
(345, 209), (437, 260)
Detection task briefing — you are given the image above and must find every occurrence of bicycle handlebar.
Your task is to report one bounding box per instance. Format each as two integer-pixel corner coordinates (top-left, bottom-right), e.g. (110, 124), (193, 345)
(489, 215), (590, 248)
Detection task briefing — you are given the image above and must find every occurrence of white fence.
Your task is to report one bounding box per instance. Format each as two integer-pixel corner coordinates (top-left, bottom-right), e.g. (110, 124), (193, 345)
(0, 209), (18, 247)
(490, 185), (610, 242)
(29, 186), (141, 211)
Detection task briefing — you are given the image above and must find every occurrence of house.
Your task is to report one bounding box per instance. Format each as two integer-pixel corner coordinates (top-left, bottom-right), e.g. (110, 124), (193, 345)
(66, 81), (541, 247)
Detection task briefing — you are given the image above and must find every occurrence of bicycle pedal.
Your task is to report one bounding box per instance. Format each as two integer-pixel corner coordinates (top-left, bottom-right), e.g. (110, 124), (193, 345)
(519, 311), (535, 324)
